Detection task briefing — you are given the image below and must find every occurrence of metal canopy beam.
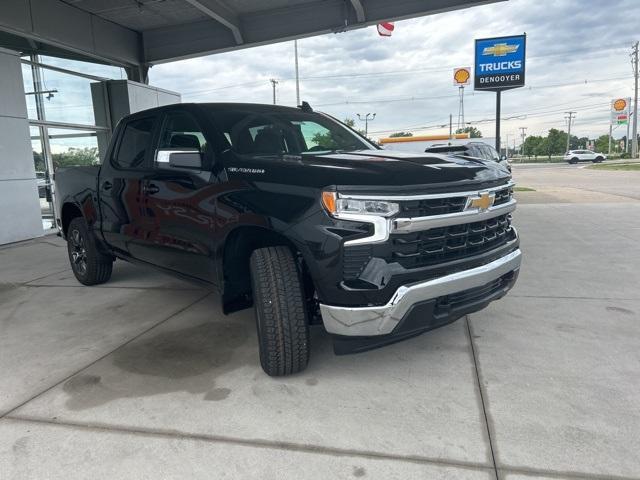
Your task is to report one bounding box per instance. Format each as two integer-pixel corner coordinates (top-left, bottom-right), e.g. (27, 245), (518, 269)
(0, 0), (141, 67)
(349, 0), (366, 22)
(183, 0), (243, 44)
(0, 0), (502, 67)
(144, 0), (500, 64)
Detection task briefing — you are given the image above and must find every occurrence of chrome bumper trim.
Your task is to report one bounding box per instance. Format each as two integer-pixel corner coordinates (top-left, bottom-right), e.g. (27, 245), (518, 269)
(320, 249), (522, 337)
(393, 198), (516, 234)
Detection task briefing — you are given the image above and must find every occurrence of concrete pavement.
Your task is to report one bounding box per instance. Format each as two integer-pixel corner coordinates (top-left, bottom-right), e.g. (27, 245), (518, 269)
(1, 169), (639, 479)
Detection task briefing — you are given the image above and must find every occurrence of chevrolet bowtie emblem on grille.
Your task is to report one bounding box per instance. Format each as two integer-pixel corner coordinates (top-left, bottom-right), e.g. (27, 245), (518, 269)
(482, 43), (519, 57)
(468, 192), (495, 211)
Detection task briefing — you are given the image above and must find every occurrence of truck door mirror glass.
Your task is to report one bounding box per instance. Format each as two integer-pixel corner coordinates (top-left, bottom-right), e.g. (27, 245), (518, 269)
(156, 149), (202, 170)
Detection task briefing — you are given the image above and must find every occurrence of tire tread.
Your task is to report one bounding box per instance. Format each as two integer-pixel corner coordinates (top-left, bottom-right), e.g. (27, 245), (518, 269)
(250, 246), (309, 376)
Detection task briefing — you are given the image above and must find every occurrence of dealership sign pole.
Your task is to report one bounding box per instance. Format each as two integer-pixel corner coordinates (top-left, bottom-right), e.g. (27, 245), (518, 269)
(474, 34), (527, 153)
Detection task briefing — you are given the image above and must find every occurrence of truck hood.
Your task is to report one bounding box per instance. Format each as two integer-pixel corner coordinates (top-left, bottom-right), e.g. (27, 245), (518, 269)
(224, 149), (511, 194)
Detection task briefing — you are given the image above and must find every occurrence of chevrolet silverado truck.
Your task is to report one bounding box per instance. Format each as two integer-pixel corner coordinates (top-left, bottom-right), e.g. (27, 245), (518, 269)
(55, 102), (521, 376)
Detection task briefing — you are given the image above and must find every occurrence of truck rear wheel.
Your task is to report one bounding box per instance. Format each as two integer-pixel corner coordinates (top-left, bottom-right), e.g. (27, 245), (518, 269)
(66, 217), (113, 286)
(250, 246), (310, 376)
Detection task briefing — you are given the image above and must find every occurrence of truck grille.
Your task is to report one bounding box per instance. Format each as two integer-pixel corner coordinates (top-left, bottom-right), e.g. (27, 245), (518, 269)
(397, 184), (513, 218)
(390, 214), (514, 269)
(399, 196), (467, 217)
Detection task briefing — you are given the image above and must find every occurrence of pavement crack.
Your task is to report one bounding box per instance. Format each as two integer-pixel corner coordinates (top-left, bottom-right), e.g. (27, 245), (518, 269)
(2, 415), (495, 474)
(466, 315), (500, 480)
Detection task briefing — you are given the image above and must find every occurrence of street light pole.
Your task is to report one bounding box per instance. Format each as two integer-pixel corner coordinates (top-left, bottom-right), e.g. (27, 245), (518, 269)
(294, 40), (300, 106)
(357, 113), (376, 137)
(270, 78), (278, 105)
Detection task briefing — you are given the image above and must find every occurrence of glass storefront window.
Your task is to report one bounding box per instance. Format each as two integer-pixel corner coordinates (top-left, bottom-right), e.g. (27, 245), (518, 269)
(29, 69), (98, 125)
(30, 126), (55, 230)
(47, 128), (100, 169)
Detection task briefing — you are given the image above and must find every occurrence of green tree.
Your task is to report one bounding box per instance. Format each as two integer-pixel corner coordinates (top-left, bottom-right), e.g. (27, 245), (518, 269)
(546, 129), (568, 156)
(311, 132), (340, 150)
(33, 150), (46, 172)
(343, 118), (356, 128)
(577, 136), (589, 149)
(522, 135), (543, 157)
(343, 117), (367, 137)
(389, 131), (413, 138)
(456, 126), (482, 138)
(52, 147), (99, 169)
(595, 134), (611, 153)
(534, 137), (550, 158)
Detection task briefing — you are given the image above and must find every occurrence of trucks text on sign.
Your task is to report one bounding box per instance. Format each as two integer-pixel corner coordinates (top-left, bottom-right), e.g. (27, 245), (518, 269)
(474, 35), (526, 91)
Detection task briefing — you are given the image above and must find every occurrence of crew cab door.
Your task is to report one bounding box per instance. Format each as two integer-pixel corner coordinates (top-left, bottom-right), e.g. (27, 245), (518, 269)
(138, 108), (218, 283)
(98, 115), (157, 256)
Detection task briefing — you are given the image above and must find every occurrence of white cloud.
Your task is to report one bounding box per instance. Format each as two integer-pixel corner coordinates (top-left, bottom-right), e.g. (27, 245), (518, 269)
(145, 0), (638, 142)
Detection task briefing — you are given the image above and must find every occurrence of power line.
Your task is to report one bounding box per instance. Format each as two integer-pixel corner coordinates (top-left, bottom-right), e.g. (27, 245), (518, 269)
(179, 43), (635, 98)
(314, 76), (632, 107)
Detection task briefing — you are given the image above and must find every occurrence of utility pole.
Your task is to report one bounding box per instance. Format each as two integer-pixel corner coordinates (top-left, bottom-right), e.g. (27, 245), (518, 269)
(457, 86), (465, 130)
(632, 41), (639, 158)
(270, 78), (278, 105)
(357, 113), (376, 137)
(294, 40), (300, 106)
(564, 111), (576, 153)
(519, 127), (527, 156)
(609, 123), (613, 155)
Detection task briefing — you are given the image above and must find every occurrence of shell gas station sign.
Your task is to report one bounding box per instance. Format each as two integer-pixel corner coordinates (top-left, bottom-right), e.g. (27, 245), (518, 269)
(453, 67), (471, 86)
(611, 98), (631, 125)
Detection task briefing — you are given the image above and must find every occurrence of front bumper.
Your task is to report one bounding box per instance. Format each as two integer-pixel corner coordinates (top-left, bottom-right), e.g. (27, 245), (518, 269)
(319, 248), (521, 338)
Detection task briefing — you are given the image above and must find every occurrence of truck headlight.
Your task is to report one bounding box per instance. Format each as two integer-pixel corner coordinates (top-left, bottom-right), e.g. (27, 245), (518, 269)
(322, 192), (399, 217)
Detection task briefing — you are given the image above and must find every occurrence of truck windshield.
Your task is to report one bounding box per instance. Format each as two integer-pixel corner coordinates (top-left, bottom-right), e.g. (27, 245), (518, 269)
(209, 108), (374, 156)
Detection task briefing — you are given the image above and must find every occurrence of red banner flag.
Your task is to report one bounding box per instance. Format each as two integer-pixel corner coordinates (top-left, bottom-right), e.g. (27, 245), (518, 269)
(377, 22), (394, 37)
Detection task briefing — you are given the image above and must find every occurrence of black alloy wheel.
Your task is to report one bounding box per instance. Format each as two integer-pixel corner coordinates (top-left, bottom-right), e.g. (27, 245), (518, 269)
(66, 217), (113, 285)
(69, 227), (88, 277)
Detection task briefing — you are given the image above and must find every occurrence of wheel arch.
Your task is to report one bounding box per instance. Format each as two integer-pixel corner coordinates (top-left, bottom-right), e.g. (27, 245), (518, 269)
(61, 202), (84, 238)
(220, 225), (313, 314)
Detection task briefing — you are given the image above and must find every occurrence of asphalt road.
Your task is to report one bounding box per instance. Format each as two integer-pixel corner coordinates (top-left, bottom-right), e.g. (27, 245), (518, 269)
(512, 160), (640, 201)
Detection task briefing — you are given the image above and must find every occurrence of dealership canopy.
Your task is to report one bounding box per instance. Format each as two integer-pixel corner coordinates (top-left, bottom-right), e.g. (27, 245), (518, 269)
(1, 0), (502, 78)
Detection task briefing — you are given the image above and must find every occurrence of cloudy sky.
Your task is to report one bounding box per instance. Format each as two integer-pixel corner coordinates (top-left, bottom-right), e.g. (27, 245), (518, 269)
(145, 0), (638, 144)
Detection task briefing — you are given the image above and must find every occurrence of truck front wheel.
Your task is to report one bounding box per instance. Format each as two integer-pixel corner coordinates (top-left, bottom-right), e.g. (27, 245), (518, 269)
(250, 246), (310, 376)
(66, 217), (113, 286)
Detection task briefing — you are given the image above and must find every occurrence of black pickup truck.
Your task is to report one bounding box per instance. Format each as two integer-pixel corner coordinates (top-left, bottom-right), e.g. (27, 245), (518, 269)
(55, 102), (521, 376)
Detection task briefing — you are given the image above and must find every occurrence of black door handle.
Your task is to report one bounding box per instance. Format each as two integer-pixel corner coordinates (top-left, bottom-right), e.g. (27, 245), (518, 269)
(144, 183), (160, 195)
(101, 181), (112, 191)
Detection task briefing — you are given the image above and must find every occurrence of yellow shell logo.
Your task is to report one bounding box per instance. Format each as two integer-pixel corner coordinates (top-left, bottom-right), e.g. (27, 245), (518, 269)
(454, 68), (470, 85)
(613, 99), (627, 111)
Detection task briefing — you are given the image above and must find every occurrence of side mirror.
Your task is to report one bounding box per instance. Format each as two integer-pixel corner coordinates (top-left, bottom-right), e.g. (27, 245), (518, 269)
(500, 154), (508, 162)
(156, 149), (202, 170)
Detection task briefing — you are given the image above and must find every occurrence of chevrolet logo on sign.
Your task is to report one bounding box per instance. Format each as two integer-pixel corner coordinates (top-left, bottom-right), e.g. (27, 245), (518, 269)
(467, 192), (495, 211)
(475, 35), (526, 91)
(482, 43), (519, 57)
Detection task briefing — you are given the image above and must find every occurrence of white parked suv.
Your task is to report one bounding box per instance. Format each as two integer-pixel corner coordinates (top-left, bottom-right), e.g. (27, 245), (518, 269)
(564, 150), (606, 164)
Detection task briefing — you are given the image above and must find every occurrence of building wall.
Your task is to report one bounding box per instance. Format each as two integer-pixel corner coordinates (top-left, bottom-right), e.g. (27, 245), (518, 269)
(0, 48), (43, 244)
